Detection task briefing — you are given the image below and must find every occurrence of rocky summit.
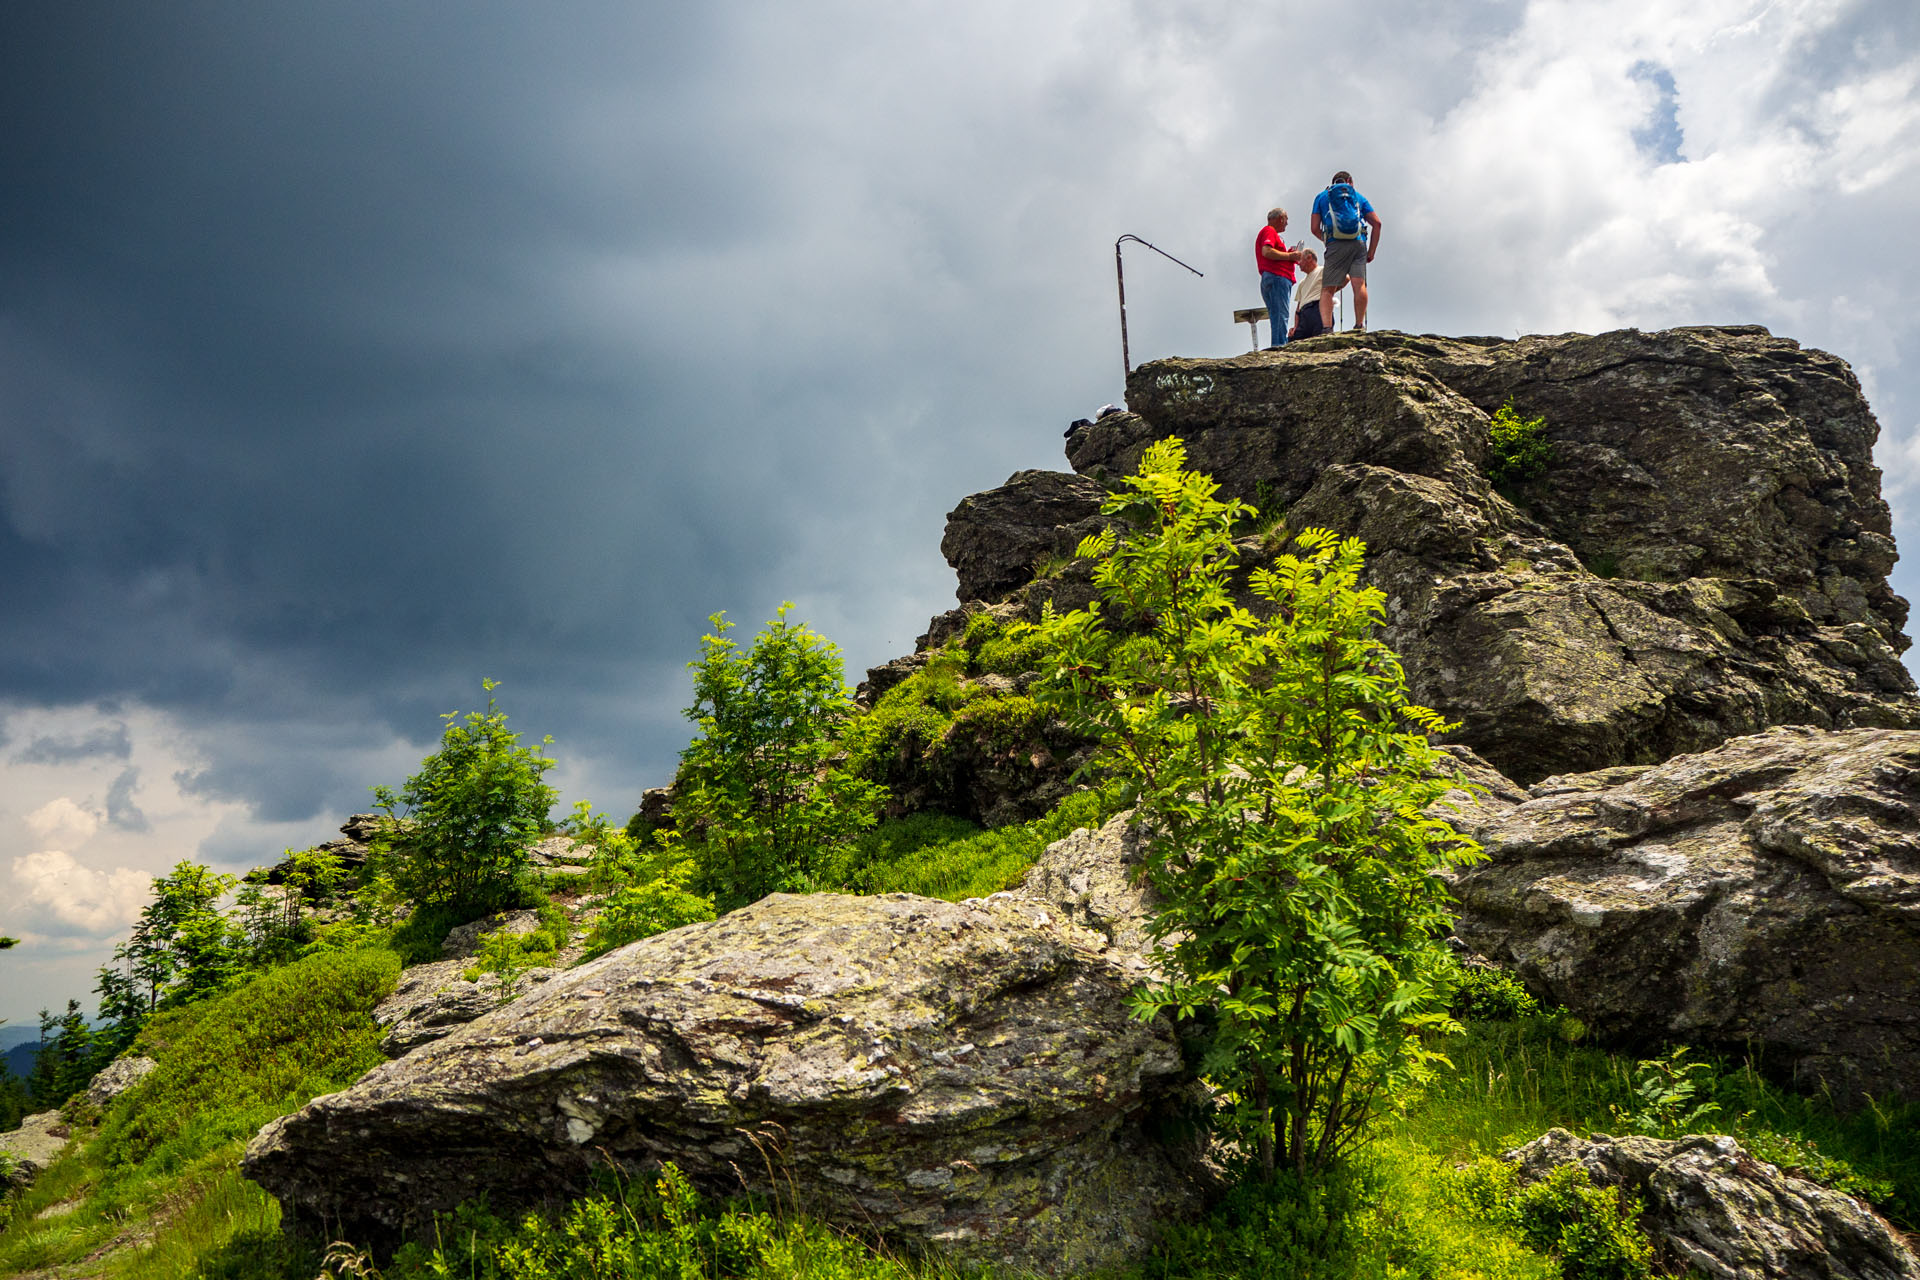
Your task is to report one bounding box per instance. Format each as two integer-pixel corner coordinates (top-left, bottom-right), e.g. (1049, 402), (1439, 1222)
(943, 327), (1919, 785)
(243, 892), (1210, 1275)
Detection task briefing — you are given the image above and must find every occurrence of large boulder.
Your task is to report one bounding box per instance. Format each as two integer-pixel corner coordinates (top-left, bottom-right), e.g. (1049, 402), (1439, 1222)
(1053, 327), (1920, 784)
(1507, 1128), (1919, 1279)
(1448, 725), (1920, 1102)
(243, 892), (1210, 1275)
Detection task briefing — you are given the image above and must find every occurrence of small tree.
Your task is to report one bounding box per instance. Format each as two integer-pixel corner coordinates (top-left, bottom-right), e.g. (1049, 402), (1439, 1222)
(1033, 437), (1481, 1176)
(374, 679), (557, 913)
(94, 859), (245, 1052)
(28, 999), (97, 1109)
(676, 606), (886, 910)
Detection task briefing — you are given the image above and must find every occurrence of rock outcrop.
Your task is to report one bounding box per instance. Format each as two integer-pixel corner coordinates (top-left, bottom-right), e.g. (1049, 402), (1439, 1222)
(940, 470), (1110, 604)
(245, 892), (1210, 1275)
(1506, 1128), (1920, 1279)
(1448, 725), (1920, 1102)
(262, 812), (387, 885)
(83, 1055), (157, 1108)
(942, 327), (1918, 785)
(0, 1112), (70, 1189)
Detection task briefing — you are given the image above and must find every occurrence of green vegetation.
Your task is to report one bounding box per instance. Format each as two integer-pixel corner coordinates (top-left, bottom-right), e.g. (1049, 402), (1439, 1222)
(839, 610), (1080, 825)
(1487, 401), (1551, 490)
(677, 606), (886, 911)
(821, 786), (1121, 900)
(1034, 438), (1476, 1176)
(459, 898), (574, 991)
(0, 948), (398, 1278)
(373, 679), (558, 914)
(373, 1164), (946, 1280)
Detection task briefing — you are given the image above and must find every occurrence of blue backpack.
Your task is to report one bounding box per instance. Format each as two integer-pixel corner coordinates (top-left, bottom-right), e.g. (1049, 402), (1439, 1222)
(1325, 182), (1364, 239)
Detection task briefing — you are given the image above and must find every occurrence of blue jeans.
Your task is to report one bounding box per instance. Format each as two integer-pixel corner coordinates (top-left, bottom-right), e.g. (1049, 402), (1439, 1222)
(1260, 272), (1293, 347)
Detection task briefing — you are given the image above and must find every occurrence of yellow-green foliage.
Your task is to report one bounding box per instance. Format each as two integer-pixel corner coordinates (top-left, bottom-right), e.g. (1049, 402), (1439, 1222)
(1449, 966), (1544, 1022)
(842, 612), (1063, 796)
(1146, 1139), (1562, 1280)
(824, 787), (1119, 900)
(960, 609), (1051, 676)
(460, 899), (574, 984)
(381, 1163), (938, 1280)
(1488, 401), (1551, 489)
(1444, 1159), (1652, 1280)
(109, 948), (400, 1164)
(582, 878), (717, 958)
(840, 657), (974, 787)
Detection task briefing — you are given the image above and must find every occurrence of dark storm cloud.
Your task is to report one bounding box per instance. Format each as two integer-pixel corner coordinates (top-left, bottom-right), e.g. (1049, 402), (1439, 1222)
(105, 766), (148, 832)
(13, 722), (132, 765)
(0, 2), (841, 816)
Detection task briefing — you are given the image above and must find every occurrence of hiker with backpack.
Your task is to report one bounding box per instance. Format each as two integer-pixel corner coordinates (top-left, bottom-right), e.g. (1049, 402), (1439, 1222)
(1310, 171), (1382, 333)
(1255, 207), (1308, 349)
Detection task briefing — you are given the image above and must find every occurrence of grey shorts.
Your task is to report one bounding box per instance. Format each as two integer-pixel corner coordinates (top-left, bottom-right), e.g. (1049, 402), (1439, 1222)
(1323, 236), (1368, 289)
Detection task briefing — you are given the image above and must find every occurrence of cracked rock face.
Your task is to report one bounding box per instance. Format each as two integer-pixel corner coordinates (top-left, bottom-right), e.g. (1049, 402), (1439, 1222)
(1033, 327), (1920, 784)
(243, 892), (1209, 1275)
(1507, 1128), (1920, 1280)
(1448, 725), (1920, 1102)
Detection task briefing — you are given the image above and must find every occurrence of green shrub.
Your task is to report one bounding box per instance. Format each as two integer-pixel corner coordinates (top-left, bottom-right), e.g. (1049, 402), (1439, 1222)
(1738, 1128), (1897, 1206)
(1451, 966), (1544, 1022)
(677, 607), (887, 911)
(460, 899), (574, 988)
(958, 609), (1052, 676)
(1034, 439), (1479, 1176)
(839, 651), (980, 788)
(1611, 1047), (1721, 1139)
(373, 680), (558, 914)
(1511, 1164), (1653, 1280)
(1488, 401), (1552, 490)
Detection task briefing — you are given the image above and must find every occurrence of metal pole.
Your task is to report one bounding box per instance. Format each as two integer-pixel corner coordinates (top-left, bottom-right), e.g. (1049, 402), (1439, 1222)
(1114, 235), (1204, 379)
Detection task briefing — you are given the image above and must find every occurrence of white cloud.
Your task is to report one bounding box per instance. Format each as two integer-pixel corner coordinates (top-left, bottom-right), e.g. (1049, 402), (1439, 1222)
(11, 849), (151, 937)
(25, 795), (100, 846)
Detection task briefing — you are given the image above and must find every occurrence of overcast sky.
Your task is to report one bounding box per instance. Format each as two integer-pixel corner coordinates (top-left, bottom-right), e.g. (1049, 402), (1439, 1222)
(3, 0), (1918, 1024)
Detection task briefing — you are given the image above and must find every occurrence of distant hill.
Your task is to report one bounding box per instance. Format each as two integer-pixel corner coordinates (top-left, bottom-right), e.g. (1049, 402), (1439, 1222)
(2, 1041), (36, 1083)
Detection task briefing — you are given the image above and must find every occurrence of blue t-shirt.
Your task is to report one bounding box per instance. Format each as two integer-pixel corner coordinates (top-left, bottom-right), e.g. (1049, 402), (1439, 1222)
(1312, 187), (1373, 244)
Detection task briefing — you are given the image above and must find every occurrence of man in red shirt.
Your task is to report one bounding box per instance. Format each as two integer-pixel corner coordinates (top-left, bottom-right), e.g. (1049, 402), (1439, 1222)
(1256, 208), (1306, 349)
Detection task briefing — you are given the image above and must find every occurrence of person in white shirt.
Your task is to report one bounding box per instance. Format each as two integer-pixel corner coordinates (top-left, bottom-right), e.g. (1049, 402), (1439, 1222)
(1289, 250), (1326, 340)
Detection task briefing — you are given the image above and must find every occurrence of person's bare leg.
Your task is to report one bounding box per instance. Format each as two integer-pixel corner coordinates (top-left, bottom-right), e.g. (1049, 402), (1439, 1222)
(1320, 288), (1335, 331)
(1352, 277), (1369, 329)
